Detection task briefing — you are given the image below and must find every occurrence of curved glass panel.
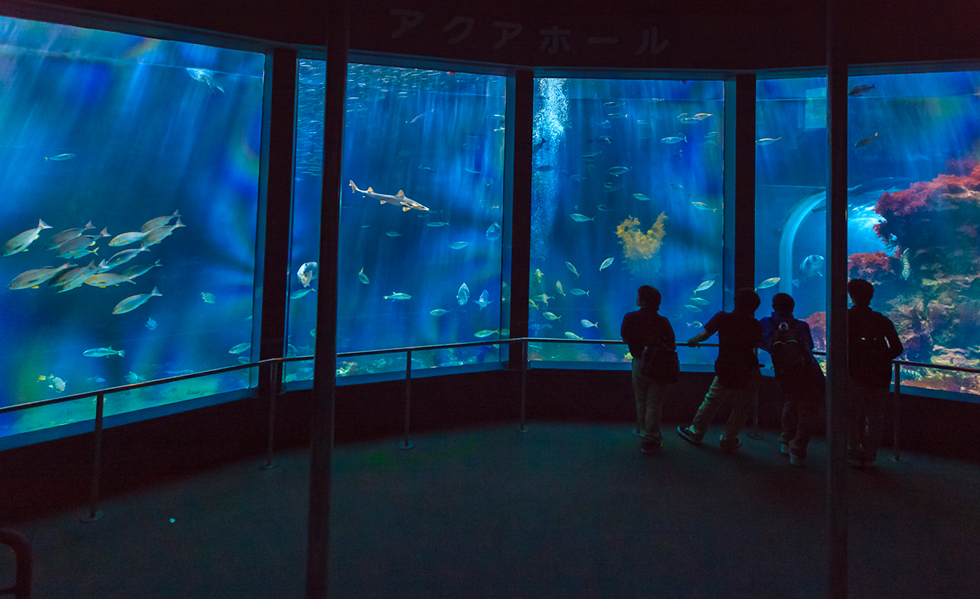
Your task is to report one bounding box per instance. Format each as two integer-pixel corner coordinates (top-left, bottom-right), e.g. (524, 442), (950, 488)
(0, 16), (265, 439)
(529, 78), (725, 368)
(847, 70), (980, 396)
(287, 61), (507, 383)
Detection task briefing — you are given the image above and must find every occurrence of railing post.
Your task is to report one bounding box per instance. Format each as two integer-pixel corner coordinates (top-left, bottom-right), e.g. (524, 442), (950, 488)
(263, 360), (280, 470)
(399, 349), (414, 450)
(518, 339), (529, 433)
(81, 392), (105, 523)
(892, 362), (904, 463)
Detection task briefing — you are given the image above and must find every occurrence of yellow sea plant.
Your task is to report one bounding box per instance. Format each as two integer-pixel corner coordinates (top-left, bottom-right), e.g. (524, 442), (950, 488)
(616, 213), (668, 272)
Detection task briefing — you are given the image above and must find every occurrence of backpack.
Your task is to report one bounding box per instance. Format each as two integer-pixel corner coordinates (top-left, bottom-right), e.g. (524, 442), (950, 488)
(641, 341), (680, 383)
(641, 318), (680, 385)
(770, 321), (807, 382)
(850, 314), (892, 385)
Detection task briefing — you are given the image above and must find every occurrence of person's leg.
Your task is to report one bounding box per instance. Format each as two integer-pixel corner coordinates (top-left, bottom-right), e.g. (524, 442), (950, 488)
(689, 376), (730, 438)
(789, 392), (819, 458)
(779, 394), (798, 445)
(723, 368), (760, 442)
(631, 360), (648, 435)
(644, 380), (667, 444)
(863, 384), (887, 461)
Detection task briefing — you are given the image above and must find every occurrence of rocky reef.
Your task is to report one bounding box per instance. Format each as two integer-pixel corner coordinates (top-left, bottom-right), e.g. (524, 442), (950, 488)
(845, 159), (980, 394)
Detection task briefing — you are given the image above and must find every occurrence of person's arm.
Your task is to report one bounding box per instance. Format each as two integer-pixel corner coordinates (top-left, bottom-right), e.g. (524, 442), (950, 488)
(883, 317), (904, 360)
(687, 329), (711, 347)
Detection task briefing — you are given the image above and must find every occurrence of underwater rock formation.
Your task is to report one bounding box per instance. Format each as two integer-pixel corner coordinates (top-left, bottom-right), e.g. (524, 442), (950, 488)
(615, 213), (667, 274)
(852, 159), (980, 393)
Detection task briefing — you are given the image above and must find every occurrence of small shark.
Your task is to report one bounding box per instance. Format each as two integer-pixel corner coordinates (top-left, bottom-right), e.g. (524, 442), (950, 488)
(349, 180), (429, 212)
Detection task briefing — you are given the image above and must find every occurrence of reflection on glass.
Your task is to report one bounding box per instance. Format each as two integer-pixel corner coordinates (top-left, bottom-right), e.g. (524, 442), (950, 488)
(755, 76), (829, 357)
(529, 78), (725, 367)
(288, 62), (507, 382)
(0, 17), (265, 440)
(847, 70), (980, 395)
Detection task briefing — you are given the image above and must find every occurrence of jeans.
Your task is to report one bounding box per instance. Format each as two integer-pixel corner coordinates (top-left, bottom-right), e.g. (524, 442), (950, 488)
(632, 359), (668, 442)
(778, 363), (824, 457)
(690, 368), (761, 441)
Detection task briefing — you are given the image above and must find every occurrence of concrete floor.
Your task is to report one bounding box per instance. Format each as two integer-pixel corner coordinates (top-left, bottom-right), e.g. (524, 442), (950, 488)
(2, 422), (980, 598)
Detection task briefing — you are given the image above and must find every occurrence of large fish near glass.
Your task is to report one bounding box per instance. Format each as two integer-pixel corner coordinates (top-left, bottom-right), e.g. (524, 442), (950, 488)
(349, 180), (429, 212)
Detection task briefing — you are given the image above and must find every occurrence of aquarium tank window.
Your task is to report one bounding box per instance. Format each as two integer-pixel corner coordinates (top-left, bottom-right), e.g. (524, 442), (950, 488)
(287, 61), (507, 383)
(0, 16), (265, 441)
(529, 78), (725, 368)
(755, 76), (829, 364)
(846, 69), (980, 397)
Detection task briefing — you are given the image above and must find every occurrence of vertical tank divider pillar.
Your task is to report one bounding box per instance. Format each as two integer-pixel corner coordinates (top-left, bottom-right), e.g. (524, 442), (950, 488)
(80, 392), (105, 523)
(732, 73), (757, 295)
(262, 360), (280, 470)
(518, 339), (529, 433)
(306, 0), (348, 596)
(826, 0), (850, 596)
(510, 69), (534, 368)
(892, 362), (904, 463)
(400, 350), (415, 450)
(257, 48), (297, 400)
(748, 391), (762, 440)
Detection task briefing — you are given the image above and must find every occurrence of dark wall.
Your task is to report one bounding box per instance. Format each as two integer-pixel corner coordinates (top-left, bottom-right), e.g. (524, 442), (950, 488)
(11, 0), (980, 70)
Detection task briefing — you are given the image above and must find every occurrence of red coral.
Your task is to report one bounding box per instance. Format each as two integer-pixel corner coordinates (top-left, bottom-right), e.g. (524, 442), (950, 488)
(873, 159), (980, 251)
(848, 251), (896, 282)
(804, 311), (826, 352)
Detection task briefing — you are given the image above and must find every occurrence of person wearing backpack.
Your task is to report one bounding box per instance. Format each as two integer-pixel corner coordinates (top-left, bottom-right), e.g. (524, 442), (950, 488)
(677, 288), (763, 454)
(760, 293), (825, 467)
(621, 285), (676, 455)
(847, 278), (904, 466)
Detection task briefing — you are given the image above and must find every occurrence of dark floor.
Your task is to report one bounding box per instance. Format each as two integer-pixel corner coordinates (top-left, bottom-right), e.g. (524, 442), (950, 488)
(2, 422), (980, 599)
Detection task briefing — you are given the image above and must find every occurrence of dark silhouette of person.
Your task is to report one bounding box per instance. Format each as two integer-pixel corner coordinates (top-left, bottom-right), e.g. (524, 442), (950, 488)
(678, 288), (762, 453)
(760, 292), (825, 467)
(620, 285), (676, 454)
(847, 278), (904, 466)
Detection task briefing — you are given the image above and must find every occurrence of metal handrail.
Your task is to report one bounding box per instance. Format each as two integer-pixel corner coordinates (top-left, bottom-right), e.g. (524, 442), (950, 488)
(2, 334), (977, 521)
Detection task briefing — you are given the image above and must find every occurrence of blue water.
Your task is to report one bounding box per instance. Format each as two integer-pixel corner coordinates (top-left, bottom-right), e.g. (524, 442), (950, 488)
(0, 17), (265, 437)
(288, 61), (507, 382)
(530, 78), (725, 366)
(756, 72), (980, 394)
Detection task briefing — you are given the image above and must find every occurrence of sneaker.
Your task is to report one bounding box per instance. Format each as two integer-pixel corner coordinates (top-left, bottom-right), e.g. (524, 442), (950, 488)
(719, 436), (742, 454)
(789, 453), (805, 467)
(676, 426), (702, 445)
(780, 443), (790, 456)
(641, 439), (661, 455)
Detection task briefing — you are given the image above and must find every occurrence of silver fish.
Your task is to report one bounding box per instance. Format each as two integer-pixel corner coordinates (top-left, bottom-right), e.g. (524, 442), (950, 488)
(565, 261), (580, 278)
(140, 219), (184, 247)
(570, 214), (594, 222)
(486, 222), (502, 241)
(901, 248), (911, 280)
(298, 262), (318, 287)
(660, 136), (686, 144)
(112, 286), (162, 314)
(46, 221), (94, 249)
(8, 263), (75, 290)
(450, 241), (469, 250)
(457, 282), (470, 306)
(229, 342), (252, 354)
(83, 347), (125, 358)
(103, 247), (149, 271)
(477, 290), (492, 310)
(599, 257), (614, 271)
(140, 210), (181, 233)
(3, 219), (52, 256)
(694, 279), (715, 293)
(755, 277), (780, 290)
(108, 231), (147, 247)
